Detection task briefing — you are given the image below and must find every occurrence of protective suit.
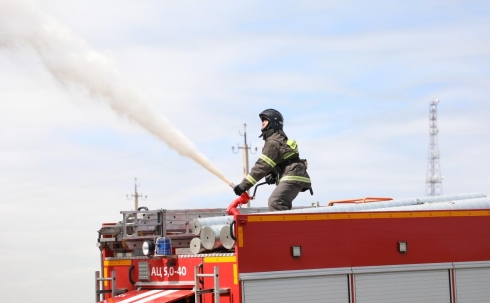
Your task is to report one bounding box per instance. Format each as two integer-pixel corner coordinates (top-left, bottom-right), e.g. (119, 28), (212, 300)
(234, 109), (312, 211)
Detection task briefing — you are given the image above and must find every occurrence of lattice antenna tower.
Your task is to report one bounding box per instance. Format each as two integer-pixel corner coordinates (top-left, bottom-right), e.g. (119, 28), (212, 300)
(425, 99), (443, 196)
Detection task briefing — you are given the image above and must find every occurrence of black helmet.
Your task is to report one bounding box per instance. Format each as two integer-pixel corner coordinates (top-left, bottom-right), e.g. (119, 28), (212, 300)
(259, 109), (284, 131)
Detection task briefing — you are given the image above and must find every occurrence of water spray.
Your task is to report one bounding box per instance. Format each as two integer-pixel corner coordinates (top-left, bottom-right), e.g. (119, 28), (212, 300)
(0, 0), (235, 190)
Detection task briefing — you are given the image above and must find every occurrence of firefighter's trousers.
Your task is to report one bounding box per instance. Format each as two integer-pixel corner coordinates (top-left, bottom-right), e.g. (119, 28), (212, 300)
(268, 182), (303, 211)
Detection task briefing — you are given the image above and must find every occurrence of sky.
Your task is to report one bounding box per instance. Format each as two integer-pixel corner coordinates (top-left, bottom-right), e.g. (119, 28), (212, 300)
(0, 0), (489, 302)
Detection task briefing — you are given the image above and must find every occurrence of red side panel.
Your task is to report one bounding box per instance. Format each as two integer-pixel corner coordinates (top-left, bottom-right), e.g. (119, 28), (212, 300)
(236, 211), (490, 273)
(100, 289), (193, 303)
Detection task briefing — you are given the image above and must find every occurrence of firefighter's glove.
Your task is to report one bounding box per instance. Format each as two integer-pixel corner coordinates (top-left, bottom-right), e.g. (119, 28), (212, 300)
(234, 184), (246, 196)
(265, 172), (277, 185)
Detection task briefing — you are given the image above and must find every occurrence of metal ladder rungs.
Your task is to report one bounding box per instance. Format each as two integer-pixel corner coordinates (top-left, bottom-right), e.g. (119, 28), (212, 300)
(194, 265), (227, 303)
(114, 289), (128, 296)
(196, 273), (215, 278)
(196, 288), (230, 295)
(96, 289), (127, 295)
(95, 270), (127, 303)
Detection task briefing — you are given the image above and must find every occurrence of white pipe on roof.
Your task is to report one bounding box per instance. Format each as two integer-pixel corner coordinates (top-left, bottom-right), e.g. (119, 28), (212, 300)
(259, 192), (487, 214)
(361, 198), (490, 212)
(200, 224), (226, 250)
(191, 193), (486, 235)
(192, 216), (233, 235)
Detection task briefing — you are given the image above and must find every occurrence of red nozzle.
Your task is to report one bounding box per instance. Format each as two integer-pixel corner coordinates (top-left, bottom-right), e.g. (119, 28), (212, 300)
(227, 192), (251, 216)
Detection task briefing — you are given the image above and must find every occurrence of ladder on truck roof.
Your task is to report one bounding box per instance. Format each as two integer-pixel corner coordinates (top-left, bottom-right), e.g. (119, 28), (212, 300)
(119, 206), (274, 237)
(194, 264), (230, 303)
(99, 205), (311, 245)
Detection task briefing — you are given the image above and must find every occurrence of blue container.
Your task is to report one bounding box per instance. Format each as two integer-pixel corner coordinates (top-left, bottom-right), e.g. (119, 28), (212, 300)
(156, 237), (172, 255)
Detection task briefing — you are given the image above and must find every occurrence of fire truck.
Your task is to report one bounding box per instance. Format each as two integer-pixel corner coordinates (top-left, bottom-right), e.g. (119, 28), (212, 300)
(95, 191), (490, 303)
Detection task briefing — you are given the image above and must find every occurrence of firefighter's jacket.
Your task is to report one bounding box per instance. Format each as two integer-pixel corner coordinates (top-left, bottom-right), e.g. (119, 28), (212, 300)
(239, 131), (311, 191)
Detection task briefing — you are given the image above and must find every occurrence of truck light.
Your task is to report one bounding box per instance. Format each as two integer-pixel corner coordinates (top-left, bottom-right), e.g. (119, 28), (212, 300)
(142, 240), (155, 256)
(291, 245), (302, 258)
(138, 262), (150, 281)
(156, 237), (172, 255)
(398, 241), (407, 253)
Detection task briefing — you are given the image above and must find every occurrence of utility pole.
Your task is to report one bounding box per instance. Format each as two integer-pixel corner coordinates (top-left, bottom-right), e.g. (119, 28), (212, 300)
(127, 178), (147, 210)
(232, 124), (257, 207)
(425, 99), (443, 196)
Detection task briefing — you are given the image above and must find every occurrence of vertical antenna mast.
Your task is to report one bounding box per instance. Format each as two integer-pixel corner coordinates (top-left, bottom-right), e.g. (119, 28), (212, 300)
(232, 124), (257, 207)
(127, 178), (147, 210)
(425, 99), (443, 196)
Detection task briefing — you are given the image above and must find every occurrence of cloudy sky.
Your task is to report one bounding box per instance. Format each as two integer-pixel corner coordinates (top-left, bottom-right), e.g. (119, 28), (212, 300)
(0, 0), (489, 302)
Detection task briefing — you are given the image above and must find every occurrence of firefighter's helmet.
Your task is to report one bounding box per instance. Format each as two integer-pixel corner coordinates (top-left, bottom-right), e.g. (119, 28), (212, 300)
(259, 109), (284, 131)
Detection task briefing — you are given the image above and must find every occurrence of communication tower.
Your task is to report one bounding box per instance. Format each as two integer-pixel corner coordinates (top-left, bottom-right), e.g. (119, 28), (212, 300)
(425, 99), (443, 196)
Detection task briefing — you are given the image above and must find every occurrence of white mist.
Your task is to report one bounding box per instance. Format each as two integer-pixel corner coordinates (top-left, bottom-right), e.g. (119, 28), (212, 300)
(0, 0), (233, 187)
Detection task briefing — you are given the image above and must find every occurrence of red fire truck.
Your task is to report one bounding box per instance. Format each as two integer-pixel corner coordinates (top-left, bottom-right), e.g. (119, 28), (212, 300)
(95, 192), (490, 303)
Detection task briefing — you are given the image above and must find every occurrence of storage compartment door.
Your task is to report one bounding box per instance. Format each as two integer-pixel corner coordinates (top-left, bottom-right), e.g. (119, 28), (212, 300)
(242, 275), (349, 303)
(455, 267), (490, 303)
(355, 270), (450, 303)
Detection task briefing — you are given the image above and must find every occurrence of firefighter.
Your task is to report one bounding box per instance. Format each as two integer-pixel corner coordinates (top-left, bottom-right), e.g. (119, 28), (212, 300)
(233, 109), (312, 211)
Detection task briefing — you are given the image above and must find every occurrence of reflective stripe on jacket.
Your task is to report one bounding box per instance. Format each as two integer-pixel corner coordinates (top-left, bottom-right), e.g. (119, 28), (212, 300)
(239, 131), (311, 191)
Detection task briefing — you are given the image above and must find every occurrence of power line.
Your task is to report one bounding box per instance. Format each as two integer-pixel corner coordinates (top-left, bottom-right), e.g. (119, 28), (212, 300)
(126, 178), (147, 211)
(231, 124), (257, 207)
